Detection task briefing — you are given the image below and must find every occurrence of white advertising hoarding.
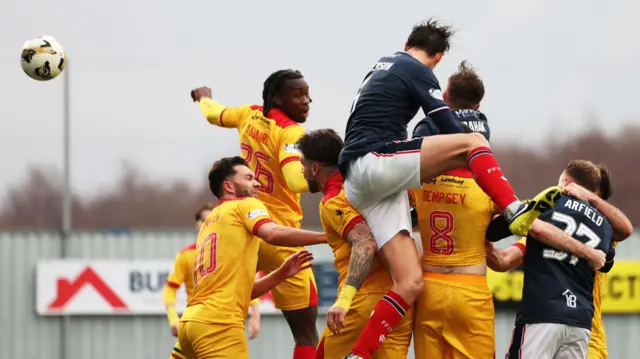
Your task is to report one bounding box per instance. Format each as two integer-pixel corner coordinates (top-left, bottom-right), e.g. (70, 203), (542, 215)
(36, 260), (279, 316)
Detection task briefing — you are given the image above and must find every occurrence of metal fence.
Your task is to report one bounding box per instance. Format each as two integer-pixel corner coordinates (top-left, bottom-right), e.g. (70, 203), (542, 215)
(2, 230), (640, 359)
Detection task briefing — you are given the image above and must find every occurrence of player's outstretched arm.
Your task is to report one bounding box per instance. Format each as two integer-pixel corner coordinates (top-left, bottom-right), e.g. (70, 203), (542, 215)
(251, 250), (314, 299)
(190, 86), (248, 129)
(529, 218), (606, 271)
(256, 222), (326, 247)
(486, 241), (525, 272)
(563, 183), (633, 242)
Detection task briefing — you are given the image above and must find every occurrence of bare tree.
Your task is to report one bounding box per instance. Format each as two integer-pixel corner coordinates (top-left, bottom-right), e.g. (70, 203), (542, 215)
(1, 127), (637, 229)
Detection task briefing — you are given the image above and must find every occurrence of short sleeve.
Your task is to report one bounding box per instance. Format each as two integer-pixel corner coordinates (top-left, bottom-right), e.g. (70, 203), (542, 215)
(407, 64), (448, 115)
(278, 125), (305, 167)
(321, 195), (364, 239)
(511, 237), (527, 254)
(218, 105), (254, 129)
(238, 197), (275, 234)
(166, 252), (185, 288)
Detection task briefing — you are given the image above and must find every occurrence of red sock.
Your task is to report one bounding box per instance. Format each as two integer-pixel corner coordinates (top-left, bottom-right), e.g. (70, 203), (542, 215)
(350, 291), (410, 359)
(293, 345), (316, 359)
(467, 146), (518, 211)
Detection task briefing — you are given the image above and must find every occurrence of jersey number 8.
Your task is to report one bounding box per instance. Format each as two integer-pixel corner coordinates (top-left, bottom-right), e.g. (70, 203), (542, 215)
(543, 212), (602, 265)
(428, 210), (455, 256)
(193, 233), (218, 286)
(241, 143), (274, 193)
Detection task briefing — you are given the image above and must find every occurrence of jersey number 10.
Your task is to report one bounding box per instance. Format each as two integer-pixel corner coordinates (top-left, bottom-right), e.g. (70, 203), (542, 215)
(193, 233), (218, 286)
(543, 212), (602, 265)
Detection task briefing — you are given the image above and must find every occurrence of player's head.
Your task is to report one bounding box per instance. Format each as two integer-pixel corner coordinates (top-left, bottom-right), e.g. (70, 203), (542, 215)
(558, 160), (601, 193)
(596, 163), (613, 200)
(262, 69), (311, 123)
(208, 156), (260, 200)
(405, 18), (453, 69)
(444, 61), (485, 110)
(194, 204), (214, 231)
(296, 129), (344, 193)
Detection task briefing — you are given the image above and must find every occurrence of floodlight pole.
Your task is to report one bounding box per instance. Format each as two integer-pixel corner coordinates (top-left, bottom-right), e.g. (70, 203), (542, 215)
(60, 60), (72, 359)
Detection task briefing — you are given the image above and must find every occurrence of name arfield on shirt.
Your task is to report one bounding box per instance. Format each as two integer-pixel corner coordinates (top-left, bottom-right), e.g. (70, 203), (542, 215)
(565, 198), (604, 226)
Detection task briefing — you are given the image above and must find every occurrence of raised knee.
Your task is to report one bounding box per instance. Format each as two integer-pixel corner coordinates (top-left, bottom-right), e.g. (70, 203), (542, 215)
(467, 132), (489, 148)
(409, 274), (425, 298)
(396, 271), (424, 304)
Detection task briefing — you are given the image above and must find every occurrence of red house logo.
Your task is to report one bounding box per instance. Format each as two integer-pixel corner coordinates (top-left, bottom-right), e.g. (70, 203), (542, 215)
(255, 271), (274, 304)
(48, 267), (129, 312)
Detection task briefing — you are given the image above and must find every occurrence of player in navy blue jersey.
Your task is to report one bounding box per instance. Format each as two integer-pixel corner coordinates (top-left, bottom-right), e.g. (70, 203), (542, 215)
(506, 161), (614, 359)
(341, 41), (559, 357)
(413, 61), (491, 141)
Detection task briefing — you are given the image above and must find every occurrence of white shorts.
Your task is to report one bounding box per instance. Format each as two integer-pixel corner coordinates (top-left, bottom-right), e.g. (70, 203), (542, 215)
(507, 322), (591, 359)
(344, 138), (423, 249)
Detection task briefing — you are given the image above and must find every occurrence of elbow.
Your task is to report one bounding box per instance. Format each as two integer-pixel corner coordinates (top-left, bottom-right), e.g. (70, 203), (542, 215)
(488, 257), (509, 272)
(529, 220), (544, 239)
(261, 226), (284, 245)
(612, 224), (633, 242)
(285, 177), (308, 194)
(261, 230), (276, 245)
(288, 181), (308, 194)
(621, 224), (634, 240)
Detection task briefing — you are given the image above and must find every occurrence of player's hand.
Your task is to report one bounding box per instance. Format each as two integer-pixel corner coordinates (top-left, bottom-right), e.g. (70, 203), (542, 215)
(277, 250), (314, 279)
(171, 325), (178, 337)
(562, 183), (596, 202)
(248, 315), (261, 339)
(587, 248), (606, 271)
(326, 306), (348, 335)
(190, 86), (212, 102)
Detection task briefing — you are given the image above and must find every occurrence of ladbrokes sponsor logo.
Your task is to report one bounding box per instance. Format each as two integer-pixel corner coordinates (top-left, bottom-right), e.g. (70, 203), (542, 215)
(440, 176), (464, 185)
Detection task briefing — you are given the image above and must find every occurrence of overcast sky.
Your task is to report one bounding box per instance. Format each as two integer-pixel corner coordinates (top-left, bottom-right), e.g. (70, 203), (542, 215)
(1, 0), (638, 196)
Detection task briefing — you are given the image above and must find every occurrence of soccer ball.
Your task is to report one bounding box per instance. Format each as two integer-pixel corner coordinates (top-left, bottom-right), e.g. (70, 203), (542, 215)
(20, 35), (66, 81)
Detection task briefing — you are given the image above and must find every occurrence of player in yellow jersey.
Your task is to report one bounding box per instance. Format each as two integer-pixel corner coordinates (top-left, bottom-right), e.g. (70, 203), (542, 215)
(178, 156), (327, 359)
(166, 205), (263, 359)
(296, 129), (413, 359)
(191, 69), (319, 358)
(409, 63), (502, 359)
(487, 162), (633, 359)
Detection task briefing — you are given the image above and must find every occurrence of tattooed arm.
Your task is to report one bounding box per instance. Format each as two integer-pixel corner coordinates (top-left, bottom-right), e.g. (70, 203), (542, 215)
(343, 221), (378, 289)
(326, 219), (378, 335)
